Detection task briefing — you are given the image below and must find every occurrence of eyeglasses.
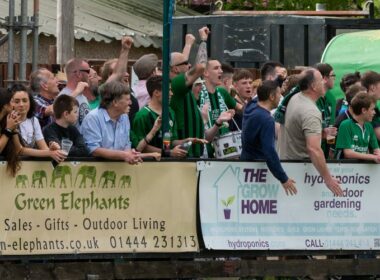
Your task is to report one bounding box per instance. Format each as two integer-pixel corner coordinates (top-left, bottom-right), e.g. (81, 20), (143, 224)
(174, 60), (189, 66)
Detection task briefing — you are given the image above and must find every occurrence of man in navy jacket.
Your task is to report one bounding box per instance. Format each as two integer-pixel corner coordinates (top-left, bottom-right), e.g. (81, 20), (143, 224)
(241, 80), (297, 195)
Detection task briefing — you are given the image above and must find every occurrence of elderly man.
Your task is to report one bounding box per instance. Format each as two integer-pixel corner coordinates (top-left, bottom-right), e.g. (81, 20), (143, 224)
(60, 58), (91, 128)
(282, 68), (343, 196)
(30, 68), (60, 129)
(80, 80), (141, 164)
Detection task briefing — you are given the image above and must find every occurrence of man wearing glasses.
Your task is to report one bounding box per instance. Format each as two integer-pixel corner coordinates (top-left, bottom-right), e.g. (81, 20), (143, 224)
(170, 33), (195, 79)
(314, 63), (337, 159)
(59, 58), (91, 129)
(170, 56), (191, 79)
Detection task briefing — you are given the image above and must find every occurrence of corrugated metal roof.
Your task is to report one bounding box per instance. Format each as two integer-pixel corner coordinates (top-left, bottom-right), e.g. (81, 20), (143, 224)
(0, 0), (200, 48)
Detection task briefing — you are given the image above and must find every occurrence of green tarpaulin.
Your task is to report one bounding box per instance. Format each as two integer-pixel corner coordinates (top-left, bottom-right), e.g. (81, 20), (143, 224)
(321, 29), (380, 116)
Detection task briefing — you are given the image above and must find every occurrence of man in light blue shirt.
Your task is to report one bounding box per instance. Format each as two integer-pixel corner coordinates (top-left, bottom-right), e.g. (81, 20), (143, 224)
(81, 80), (141, 164)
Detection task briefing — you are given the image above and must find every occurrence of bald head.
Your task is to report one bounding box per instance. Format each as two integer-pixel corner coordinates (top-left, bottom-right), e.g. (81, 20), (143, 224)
(65, 58), (85, 75)
(64, 58), (90, 85)
(170, 52), (191, 78)
(170, 52), (187, 67)
(299, 68), (325, 98)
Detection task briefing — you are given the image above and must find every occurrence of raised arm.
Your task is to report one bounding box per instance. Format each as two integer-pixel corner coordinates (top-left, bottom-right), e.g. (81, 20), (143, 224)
(135, 117), (162, 153)
(182, 33), (195, 61)
(106, 36), (133, 83)
(195, 27), (210, 67)
(184, 64), (205, 87)
(204, 110), (235, 142)
(178, 27), (210, 88)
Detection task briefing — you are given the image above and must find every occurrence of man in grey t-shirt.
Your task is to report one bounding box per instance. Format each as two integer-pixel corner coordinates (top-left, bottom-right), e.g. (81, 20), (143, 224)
(59, 58), (91, 128)
(282, 68), (343, 196)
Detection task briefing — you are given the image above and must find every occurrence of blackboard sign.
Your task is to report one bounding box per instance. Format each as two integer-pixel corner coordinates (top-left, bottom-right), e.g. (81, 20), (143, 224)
(223, 24), (269, 62)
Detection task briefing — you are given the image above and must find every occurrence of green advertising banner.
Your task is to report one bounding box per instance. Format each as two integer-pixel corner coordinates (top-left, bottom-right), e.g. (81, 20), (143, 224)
(0, 161), (198, 255)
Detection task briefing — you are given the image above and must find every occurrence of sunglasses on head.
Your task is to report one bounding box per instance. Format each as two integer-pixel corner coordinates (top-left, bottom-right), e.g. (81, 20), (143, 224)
(174, 60), (189, 67)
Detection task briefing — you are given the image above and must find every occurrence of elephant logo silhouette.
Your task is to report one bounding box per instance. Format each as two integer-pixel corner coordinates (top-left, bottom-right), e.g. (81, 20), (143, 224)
(51, 165), (72, 188)
(15, 174), (29, 188)
(75, 165), (96, 188)
(31, 170), (48, 188)
(98, 171), (116, 188)
(118, 175), (131, 188)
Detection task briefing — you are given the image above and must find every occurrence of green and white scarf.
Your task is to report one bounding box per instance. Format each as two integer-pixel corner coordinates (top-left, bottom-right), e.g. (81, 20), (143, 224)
(199, 84), (230, 157)
(199, 84), (228, 130)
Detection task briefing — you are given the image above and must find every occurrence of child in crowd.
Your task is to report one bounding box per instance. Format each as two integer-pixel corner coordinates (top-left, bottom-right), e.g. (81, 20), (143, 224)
(133, 75), (207, 157)
(229, 69), (254, 131)
(335, 92), (380, 162)
(43, 95), (90, 157)
(336, 71), (362, 117)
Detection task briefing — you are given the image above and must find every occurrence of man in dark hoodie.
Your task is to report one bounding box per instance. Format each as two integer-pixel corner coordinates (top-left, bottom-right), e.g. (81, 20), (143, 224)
(241, 80), (297, 195)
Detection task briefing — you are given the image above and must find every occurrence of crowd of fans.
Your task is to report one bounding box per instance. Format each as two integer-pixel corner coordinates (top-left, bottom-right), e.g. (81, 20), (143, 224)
(1, 26), (380, 196)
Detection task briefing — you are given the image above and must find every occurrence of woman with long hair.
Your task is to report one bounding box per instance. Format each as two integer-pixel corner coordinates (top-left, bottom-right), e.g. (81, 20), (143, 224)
(0, 87), (22, 176)
(9, 84), (67, 165)
(11, 83), (49, 149)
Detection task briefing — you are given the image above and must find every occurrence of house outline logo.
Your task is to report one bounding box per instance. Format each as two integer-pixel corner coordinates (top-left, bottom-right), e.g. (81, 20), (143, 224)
(213, 164), (243, 222)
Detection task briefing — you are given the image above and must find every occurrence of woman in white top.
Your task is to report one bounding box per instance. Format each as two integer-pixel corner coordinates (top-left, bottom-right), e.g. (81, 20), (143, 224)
(19, 113), (45, 148)
(10, 84), (66, 163)
(12, 87), (47, 148)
